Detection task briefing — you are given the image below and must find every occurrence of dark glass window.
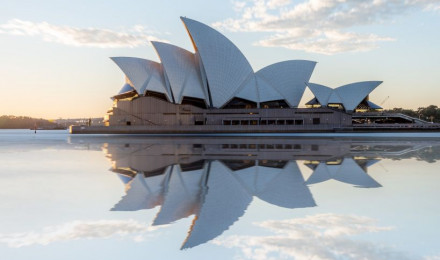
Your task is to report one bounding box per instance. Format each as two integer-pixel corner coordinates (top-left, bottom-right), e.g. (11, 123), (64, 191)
(259, 160), (288, 168)
(180, 160), (205, 171)
(260, 100), (289, 108)
(221, 160), (256, 171)
(145, 91), (168, 101)
(223, 97), (257, 109)
(182, 96), (207, 109)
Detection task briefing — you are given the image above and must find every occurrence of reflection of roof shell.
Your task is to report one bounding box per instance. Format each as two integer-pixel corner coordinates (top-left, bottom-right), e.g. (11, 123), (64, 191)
(112, 159), (317, 249)
(305, 158), (382, 188)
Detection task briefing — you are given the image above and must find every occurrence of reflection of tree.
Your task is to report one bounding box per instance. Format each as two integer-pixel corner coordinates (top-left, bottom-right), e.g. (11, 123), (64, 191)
(388, 146), (440, 163)
(349, 143), (440, 163)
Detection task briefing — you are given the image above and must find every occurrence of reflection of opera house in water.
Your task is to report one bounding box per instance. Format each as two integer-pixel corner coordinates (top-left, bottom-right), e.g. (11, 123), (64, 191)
(101, 138), (439, 249)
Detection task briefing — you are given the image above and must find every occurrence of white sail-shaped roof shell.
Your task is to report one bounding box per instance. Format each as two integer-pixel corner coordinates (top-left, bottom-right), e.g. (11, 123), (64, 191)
(152, 41), (208, 104)
(256, 60), (316, 107)
(307, 83), (333, 106)
(335, 81), (382, 111)
(234, 74), (286, 105)
(109, 17), (382, 111)
(181, 17), (254, 108)
(111, 57), (173, 101)
(308, 81), (382, 111)
(328, 91), (343, 104)
(234, 74), (260, 103)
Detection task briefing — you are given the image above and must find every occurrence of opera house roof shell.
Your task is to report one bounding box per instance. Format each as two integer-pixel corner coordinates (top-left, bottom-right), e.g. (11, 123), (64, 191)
(111, 17), (382, 111)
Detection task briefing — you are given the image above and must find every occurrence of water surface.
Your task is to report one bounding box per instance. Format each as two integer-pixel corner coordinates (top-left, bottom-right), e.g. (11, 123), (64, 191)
(0, 130), (439, 259)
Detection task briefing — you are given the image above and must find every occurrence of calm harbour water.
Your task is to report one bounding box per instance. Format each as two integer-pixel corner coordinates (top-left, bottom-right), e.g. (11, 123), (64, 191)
(0, 129), (439, 260)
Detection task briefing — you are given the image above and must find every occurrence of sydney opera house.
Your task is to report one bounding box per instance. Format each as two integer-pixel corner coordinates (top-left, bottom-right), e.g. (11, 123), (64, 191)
(71, 17), (434, 134)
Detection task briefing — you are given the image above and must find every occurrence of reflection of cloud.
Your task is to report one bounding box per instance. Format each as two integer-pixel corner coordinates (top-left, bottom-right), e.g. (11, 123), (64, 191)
(214, 0), (439, 54)
(214, 213), (421, 260)
(0, 219), (151, 248)
(0, 19), (167, 48)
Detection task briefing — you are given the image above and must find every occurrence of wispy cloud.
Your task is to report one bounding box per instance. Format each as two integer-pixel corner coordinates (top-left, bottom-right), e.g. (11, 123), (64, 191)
(0, 219), (155, 247)
(0, 19), (168, 48)
(214, 0), (440, 54)
(213, 213), (424, 260)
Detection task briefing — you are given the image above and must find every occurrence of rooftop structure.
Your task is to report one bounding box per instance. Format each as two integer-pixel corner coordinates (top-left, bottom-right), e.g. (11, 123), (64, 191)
(110, 17), (379, 111)
(71, 17), (439, 134)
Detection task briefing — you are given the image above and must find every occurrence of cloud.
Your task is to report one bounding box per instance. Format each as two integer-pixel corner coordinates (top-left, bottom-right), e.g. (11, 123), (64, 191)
(214, 0), (440, 54)
(213, 213), (423, 260)
(0, 219), (152, 247)
(258, 30), (394, 55)
(0, 19), (168, 48)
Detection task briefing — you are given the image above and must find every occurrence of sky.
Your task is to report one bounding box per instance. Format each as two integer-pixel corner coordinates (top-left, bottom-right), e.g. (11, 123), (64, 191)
(0, 0), (439, 118)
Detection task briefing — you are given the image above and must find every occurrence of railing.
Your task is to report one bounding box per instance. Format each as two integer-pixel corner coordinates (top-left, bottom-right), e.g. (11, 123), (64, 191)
(111, 108), (158, 126)
(353, 112), (431, 124)
(353, 123), (440, 129)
